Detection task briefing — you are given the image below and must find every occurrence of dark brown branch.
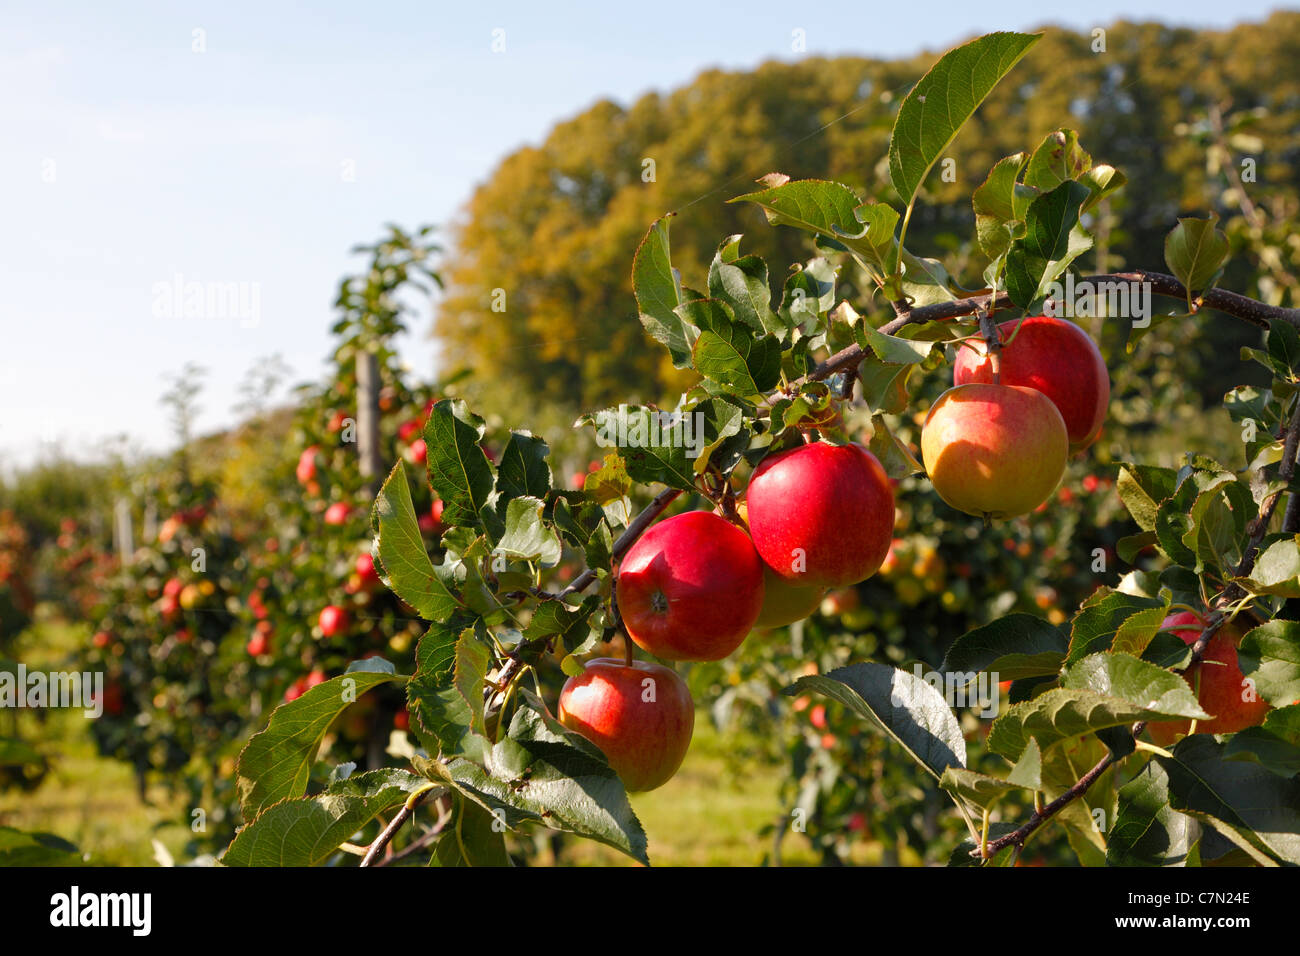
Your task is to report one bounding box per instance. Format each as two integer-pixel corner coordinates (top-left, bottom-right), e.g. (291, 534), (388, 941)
(360, 786), (443, 867)
(794, 272), (1299, 394)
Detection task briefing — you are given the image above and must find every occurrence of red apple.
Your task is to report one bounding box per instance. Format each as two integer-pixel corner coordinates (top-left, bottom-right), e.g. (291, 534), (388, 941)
(319, 605), (347, 637)
(1147, 611), (1272, 745)
(356, 552), (379, 584)
(616, 510), (763, 661)
(419, 499), (445, 536)
(297, 446), (321, 484)
(324, 502), (351, 526)
(921, 383), (1068, 519)
(558, 658), (694, 792)
(953, 315), (1109, 452)
(246, 631), (269, 656)
(398, 419), (422, 442)
(405, 438), (428, 464)
(92, 630), (112, 649)
(745, 441), (894, 588)
(393, 707), (410, 731)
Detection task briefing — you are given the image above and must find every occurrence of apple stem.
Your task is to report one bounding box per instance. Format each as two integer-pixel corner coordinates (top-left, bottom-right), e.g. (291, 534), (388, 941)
(976, 308), (1003, 385)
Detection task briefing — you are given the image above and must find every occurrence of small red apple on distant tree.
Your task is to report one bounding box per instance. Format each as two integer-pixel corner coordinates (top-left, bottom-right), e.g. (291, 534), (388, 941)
(419, 499), (445, 536)
(558, 658), (694, 792)
(92, 630), (112, 649)
(356, 552), (380, 584)
(921, 383), (1068, 519)
(616, 510), (764, 661)
(745, 441), (894, 589)
(324, 502), (351, 525)
(297, 446), (321, 484)
(405, 438), (428, 464)
(319, 605), (347, 637)
(1146, 610), (1272, 745)
(246, 630), (270, 656)
(953, 315), (1110, 452)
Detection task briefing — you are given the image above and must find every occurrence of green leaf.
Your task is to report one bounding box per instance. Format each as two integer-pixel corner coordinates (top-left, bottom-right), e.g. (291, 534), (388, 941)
(858, 358), (913, 415)
(1237, 620), (1300, 706)
(495, 496), (562, 566)
(582, 453), (632, 505)
(1065, 588), (1167, 666)
(939, 738), (1040, 812)
(899, 251), (958, 306)
(1269, 319), (1300, 381)
(223, 769), (428, 867)
(1061, 652), (1210, 720)
(1117, 464), (1178, 531)
(973, 152), (1029, 258)
(495, 432), (552, 517)
(424, 399), (496, 529)
(865, 414), (922, 480)
(0, 826), (83, 866)
(1223, 704), (1300, 778)
(708, 235), (781, 335)
(446, 691), (648, 864)
(683, 298), (782, 396)
(730, 180), (899, 276)
(784, 662), (966, 780)
(1107, 760), (1195, 866)
(948, 822), (1020, 867)
(1164, 214), (1229, 297)
(372, 461), (462, 623)
(1110, 603), (1174, 658)
(858, 325), (934, 366)
(1158, 734), (1300, 866)
(888, 32), (1041, 205)
(987, 686), (1207, 761)
(633, 215), (693, 368)
(1008, 736), (1044, 788)
(940, 613), (1069, 683)
(430, 797), (512, 867)
(1023, 128), (1092, 192)
(1234, 537), (1300, 598)
(236, 669), (403, 818)
(1078, 164), (1127, 213)
(407, 619), (492, 761)
(582, 406), (696, 491)
(778, 258), (837, 335)
(1005, 181), (1093, 308)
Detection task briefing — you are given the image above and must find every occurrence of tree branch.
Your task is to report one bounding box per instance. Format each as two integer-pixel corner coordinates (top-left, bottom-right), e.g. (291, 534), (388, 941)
(794, 272), (1300, 394)
(360, 785), (444, 867)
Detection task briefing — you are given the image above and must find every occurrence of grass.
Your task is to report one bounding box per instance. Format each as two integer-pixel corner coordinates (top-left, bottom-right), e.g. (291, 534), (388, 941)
(2, 608), (856, 867)
(0, 610), (192, 866)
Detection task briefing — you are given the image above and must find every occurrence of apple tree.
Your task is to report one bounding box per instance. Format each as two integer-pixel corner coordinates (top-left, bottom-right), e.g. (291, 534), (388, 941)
(222, 32), (1299, 867)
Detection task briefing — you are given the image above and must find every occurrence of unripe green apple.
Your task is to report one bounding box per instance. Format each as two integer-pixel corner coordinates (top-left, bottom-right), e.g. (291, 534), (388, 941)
(753, 564), (826, 628)
(921, 383), (1068, 519)
(1147, 611), (1272, 745)
(558, 658), (694, 792)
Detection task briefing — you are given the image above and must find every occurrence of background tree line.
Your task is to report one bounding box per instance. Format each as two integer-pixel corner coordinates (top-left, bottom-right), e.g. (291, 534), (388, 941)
(435, 13), (1300, 427)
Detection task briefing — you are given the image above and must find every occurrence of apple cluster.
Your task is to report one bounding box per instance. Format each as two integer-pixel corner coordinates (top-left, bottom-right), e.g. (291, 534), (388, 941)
(558, 440), (895, 791)
(923, 315), (1110, 519)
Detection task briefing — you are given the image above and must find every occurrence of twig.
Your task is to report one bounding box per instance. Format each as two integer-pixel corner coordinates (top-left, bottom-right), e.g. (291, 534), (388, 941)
(792, 272), (1300, 394)
(977, 395), (1300, 859)
(360, 785), (443, 867)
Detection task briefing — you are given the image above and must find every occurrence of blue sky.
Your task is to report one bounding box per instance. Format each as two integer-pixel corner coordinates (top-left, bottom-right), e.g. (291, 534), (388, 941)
(0, 0), (1285, 471)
